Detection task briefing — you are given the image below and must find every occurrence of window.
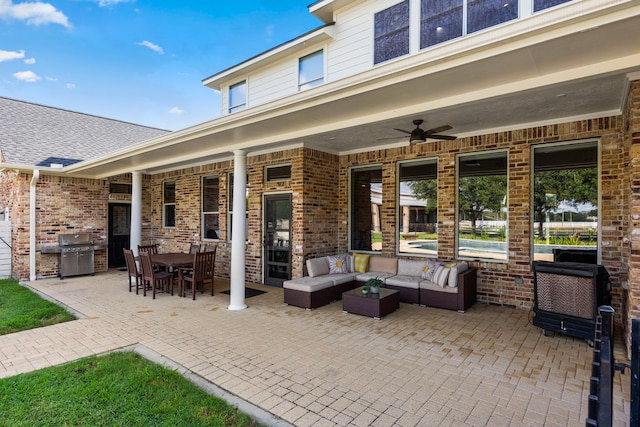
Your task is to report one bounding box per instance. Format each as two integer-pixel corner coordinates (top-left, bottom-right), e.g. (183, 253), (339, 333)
(534, 0), (572, 13)
(229, 81), (246, 113)
(266, 165), (291, 182)
(374, 1), (410, 65)
(457, 151), (507, 261)
(299, 50), (324, 91)
(420, 0), (463, 49)
(398, 159), (438, 255)
(109, 182), (131, 194)
(163, 181), (176, 228)
(228, 173), (248, 241)
(350, 166), (382, 252)
(202, 176), (219, 240)
(467, 0), (518, 34)
(533, 141), (598, 261)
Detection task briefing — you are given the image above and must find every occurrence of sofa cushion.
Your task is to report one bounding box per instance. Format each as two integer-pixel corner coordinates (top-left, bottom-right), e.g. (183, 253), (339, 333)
(353, 253), (370, 273)
(432, 265), (451, 288)
(368, 255), (397, 274)
(446, 261), (468, 287)
(306, 257), (329, 277)
(329, 272), (357, 285)
(328, 254), (348, 274)
(397, 259), (428, 277)
(355, 271), (396, 283)
(420, 280), (458, 293)
(385, 274), (420, 289)
(421, 259), (441, 280)
(283, 276), (334, 292)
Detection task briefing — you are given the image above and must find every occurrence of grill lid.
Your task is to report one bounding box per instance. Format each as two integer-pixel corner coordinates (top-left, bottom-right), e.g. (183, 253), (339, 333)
(58, 233), (93, 246)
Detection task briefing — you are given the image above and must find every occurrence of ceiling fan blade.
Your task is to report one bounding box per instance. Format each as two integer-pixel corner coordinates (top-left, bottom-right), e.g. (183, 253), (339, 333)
(424, 125), (453, 134)
(393, 128), (412, 135)
(431, 134), (457, 140)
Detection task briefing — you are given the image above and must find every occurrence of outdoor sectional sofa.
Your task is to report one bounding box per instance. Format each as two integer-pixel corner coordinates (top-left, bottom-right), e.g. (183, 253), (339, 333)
(283, 254), (477, 312)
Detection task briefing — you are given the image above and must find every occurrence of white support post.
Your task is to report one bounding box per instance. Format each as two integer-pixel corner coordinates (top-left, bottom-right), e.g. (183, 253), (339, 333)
(229, 150), (247, 311)
(131, 171), (142, 255)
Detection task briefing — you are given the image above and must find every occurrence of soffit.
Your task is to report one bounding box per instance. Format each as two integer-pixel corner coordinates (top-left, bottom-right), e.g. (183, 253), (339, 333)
(66, 11), (640, 178)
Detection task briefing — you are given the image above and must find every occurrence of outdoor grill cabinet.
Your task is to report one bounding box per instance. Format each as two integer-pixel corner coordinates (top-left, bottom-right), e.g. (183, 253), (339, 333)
(532, 261), (611, 341)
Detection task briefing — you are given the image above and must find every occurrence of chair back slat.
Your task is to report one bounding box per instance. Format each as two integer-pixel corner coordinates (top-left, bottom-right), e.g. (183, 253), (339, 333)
(139, 251), (154, 282)
(138, 244), (158, 254)
(189, 243), (201, 254)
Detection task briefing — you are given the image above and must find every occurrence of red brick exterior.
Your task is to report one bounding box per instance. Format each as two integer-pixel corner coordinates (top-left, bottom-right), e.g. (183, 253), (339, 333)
(2, 80), (639, 351)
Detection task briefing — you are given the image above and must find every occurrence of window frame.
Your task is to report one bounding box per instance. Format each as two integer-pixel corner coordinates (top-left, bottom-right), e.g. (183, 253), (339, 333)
(162, 180), (176, 229)
(298, 50), (324, 91)
(397, 158), (439, 257)
(201, 175), (220, 241)
(228, 80), (247, 114)
(531, 139), (600, 262)
(349, 164), (383, 253)
(456, 150), (509, 262)
(265, 164), (292, 183)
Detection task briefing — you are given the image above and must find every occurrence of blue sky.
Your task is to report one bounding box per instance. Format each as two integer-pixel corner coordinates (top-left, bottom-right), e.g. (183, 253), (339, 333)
(0, 0), (321, 130)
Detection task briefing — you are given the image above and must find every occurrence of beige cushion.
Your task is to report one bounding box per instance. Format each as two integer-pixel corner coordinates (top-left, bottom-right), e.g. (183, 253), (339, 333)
(355, 272), (395, 283)
(397, 259), (428, 277)
(329, 272), (357, 285)
(368, 256), (397, 274)
(283, 276), (334, 292)
(306, 257), (329, 277)
(385, 275), (420, 289)
(420, 280), (459, 293)
(447, 261), (468, 288)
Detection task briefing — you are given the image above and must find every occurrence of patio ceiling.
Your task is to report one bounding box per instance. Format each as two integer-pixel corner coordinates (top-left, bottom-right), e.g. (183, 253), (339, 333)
(66, 11), (640, 179)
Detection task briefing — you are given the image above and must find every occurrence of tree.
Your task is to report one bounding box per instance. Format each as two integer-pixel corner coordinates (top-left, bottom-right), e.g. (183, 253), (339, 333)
(533, 168), (598, 237)
(406, 179), (437, 210)
(458, 175), (507, 236)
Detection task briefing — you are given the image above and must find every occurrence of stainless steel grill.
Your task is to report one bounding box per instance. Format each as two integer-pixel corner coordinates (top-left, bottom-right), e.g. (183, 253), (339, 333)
(58, 233), (95, 279)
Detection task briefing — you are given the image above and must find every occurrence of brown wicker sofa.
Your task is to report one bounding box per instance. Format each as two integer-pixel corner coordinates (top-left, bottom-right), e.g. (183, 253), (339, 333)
(283, 254), (477, 312)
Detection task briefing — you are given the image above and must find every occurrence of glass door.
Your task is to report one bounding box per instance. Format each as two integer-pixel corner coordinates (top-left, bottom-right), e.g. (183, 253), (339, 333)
(108, 203), (131, 268)
(264, 194), (292, 287)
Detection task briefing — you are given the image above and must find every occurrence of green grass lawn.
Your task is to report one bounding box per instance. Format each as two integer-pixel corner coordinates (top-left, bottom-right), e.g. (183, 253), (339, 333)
(0, 278), (76, 335)
(0, 351), (262, 426)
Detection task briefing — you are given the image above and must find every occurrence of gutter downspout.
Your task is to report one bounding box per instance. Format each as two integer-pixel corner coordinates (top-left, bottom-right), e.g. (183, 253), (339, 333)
(30, 169), (40, 281)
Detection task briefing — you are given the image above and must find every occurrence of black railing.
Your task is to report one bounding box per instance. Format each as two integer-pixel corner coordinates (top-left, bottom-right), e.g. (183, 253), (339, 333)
(586, 306), (615, 426)
(631, 318), (639, 426)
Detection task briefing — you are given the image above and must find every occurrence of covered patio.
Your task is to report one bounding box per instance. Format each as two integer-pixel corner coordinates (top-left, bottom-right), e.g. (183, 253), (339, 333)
(0, 270), (631, 426)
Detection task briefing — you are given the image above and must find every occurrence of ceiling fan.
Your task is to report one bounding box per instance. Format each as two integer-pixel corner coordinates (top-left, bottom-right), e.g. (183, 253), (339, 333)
(393, 119), (457, 144)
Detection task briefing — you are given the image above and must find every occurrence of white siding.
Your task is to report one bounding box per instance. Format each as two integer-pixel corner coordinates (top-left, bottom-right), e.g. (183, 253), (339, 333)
(0, 221), (11, 279)
(326, 2), (373, 82)
(249, 57), (298, 107)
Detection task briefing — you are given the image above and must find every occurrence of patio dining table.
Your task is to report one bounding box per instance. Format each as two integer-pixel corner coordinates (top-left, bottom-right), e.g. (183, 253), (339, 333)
(150, 252), (194, 269)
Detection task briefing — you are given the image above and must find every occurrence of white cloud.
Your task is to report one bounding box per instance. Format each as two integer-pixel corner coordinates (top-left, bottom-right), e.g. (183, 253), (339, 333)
(169, 106), (184, 115)
(265, 24), (275, 38)
(13, 70), (41, 82)
(45, 76), (57, 81)
(66, 83), (75, 89)
(24, 57), (35, 64)
(0, 0), (71, 28)
(137, 40), (164, 54)
(96, 0), (133, 6)
(0, 49), (25, 62)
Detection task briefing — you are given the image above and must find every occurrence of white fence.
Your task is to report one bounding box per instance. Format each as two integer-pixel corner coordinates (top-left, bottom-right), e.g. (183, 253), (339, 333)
(0, 221), (11, 279)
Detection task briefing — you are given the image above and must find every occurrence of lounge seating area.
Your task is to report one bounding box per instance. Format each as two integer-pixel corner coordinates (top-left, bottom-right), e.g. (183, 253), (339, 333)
(283, 253), (476, 312)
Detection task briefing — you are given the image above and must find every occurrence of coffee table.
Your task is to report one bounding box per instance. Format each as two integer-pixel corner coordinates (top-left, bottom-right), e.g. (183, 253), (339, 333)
(342, 286), (400, 319)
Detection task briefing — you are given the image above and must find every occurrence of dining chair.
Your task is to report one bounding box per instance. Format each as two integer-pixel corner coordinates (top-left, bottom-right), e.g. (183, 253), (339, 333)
(139, 251), (174, 299)
(203, 243), (217, 253)
(189, 243), (201, 254)
(137, 243), (158, 254)
(123, 248), (143, 294)
(179, 250), (215, 300)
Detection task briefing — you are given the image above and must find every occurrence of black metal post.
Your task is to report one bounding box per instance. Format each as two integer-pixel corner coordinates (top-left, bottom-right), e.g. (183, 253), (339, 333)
(631, 318), (640, 427)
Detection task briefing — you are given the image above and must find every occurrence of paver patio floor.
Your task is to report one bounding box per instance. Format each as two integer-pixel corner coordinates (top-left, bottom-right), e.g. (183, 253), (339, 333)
(0, 270), (631, 426)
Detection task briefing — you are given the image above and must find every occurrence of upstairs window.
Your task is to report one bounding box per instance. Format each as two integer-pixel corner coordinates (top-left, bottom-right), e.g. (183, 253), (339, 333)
(374, 0), (410, 65)
(202, 176), (219, 240)
(467, 0), (518, 34)
(163, 181), (176, 228)
(229, 81), (247, 114)
(299, 50), (324, 91)
(420, 0), (463, 49)
(534, 0), (572, 12)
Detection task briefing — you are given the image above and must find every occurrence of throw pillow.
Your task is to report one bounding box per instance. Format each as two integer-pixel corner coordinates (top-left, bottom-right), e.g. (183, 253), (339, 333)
(328, 254), (348, 274)
(353, 253), (370, 273)
(432, 266), (451, 288)
(421, 259), (441, 281)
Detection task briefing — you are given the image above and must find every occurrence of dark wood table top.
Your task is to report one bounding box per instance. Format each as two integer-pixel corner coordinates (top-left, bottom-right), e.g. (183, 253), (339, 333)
(150, 252), (194, 268)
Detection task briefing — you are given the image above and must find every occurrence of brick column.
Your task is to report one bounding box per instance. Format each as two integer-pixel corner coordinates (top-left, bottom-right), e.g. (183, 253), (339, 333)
(627, 80), (640, 352)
